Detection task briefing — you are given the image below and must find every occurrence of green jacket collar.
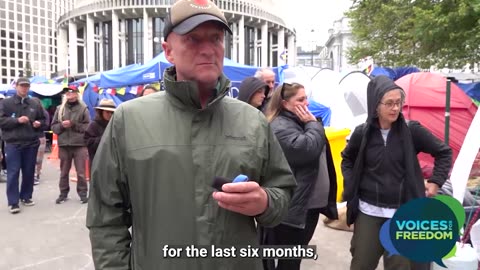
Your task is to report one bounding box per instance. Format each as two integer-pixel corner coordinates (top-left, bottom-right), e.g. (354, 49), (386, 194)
(163, 66), (230, 110)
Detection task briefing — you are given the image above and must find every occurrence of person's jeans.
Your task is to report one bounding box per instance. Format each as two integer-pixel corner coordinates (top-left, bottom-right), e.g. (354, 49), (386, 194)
(59, 146), (88, 198)
(262, 210), (320, 270)
(5, 143), (39, 206)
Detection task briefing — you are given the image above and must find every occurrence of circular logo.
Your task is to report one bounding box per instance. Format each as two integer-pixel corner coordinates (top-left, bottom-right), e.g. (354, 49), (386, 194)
(380, 195), (465, 267)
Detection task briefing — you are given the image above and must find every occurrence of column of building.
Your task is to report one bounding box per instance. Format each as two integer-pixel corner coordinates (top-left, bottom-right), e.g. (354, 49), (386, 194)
(277, 29), (285, 65)
(86, 15), (95, 74)
(112, 12), (120, 69)
(238, 16), (245, 65)
(143, 9), (153, 63)
(261, 22), (268, 67)
(68, 21), (78, 74)
(57, 27), (69, 75)
(287, 34), (296, 66)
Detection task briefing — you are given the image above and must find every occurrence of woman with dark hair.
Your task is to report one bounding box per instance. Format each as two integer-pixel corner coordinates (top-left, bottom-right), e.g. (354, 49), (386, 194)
(263, 82), (338, 270)
(342, 76), (451, 270)
(84, 99), (116, 165)
(138, 84), (158, 97)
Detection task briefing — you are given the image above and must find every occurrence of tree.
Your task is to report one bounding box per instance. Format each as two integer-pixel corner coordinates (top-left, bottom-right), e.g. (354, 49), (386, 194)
(346, 0), (480, 69)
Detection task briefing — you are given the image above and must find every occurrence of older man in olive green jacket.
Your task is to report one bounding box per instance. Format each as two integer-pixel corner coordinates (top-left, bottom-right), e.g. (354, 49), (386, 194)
(86, 1), (296, 269)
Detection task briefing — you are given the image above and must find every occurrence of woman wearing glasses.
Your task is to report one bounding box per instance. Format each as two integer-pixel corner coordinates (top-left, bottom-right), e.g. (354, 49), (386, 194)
(263, 82), (338, 270)
(342, 76), (452, 270)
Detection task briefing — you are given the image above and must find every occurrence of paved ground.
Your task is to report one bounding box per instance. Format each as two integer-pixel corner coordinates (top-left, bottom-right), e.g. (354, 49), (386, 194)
(0, 154), (385, 270)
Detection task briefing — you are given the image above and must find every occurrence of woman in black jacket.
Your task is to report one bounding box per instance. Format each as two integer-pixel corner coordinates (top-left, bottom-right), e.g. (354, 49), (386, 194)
(263, 82), (338, 270)
(342, 76), (452, 270)
(84, 99), (116, 165)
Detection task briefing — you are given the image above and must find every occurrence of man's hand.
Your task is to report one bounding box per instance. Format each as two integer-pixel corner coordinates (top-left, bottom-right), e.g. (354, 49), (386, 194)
(62, 120), (72, 128)
(425, 182), (440, 198)
(32, 120), (41, 128)
(212, 181), (268, 216)
(17, 116), (30, 124)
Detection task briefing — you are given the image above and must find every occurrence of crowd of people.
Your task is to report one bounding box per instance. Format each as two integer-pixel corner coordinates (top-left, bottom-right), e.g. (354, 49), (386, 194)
(1, 0), (454, 269)
(0, 80), (127, 211)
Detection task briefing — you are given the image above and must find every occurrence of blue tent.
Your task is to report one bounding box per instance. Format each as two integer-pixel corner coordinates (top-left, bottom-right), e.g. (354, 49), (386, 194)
(457, 82), (480, 102)
(371, 66), (420, 81)
(100, 61), (159, 88)
(308, 99), (331, 126)
(100, 52), (287, 96)
(75, 73), (101, 85)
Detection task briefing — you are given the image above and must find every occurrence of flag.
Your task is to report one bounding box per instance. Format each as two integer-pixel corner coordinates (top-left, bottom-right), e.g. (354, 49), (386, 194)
(359, 56), (374, 76)
(62, 74), (68, 88)
(117, 87), (126, 96)
(78, 82), (88, 95)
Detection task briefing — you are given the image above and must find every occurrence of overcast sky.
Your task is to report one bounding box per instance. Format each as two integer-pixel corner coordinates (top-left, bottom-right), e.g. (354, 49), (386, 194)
(283, 0), (353, 50)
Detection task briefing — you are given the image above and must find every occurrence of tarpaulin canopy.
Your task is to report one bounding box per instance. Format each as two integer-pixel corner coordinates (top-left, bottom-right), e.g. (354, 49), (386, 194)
(99, 63), (144, 88)
(457, 82), (480, 102)
(370, 66), (420, 81)
(395, 72), (478, 176)
(0, 83), (64, 97)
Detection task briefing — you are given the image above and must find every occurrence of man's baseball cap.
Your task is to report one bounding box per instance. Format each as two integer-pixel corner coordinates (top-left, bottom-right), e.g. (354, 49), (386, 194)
(16, 77), (31, 85)
(163, 0), (232, 40)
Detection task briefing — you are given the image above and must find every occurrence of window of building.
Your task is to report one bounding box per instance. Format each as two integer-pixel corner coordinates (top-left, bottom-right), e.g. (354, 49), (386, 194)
(10, 60), (15, 67)
(10, 40), (17, 49)
(33, 17), (38, 24)
(1, 49), (6, 57)
(1, 79), (7, 84)
(2, 69), (7, 76)
(1, 59), (6, 66)
(25, 6), (30, 13)
(0, 30), (5, 38)
(9, 12), (14, 20)
(0, 1), (5, 9)
(1, 39), (5, 47)
(10, 69), (16, 76)
(8, 3), (14, 11)
(10, 50), (14, 58)
(40, 9), (45, 17)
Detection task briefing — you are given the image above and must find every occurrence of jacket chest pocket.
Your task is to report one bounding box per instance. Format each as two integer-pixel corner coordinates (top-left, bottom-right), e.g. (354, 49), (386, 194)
(211, 140), (262, 182)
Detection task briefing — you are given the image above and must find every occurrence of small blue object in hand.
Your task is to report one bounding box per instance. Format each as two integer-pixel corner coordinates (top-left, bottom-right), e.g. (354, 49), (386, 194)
(232, 174), (249, 183)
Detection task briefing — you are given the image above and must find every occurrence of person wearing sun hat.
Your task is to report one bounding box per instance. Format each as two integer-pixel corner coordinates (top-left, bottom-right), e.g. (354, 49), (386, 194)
(84, 99), (116, 166)
(86, 0), (296, 269)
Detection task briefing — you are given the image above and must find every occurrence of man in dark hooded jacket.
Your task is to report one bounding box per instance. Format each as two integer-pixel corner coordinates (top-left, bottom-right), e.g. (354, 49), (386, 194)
(341, 75), (452, 270)
(238, 77), (268, 110)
